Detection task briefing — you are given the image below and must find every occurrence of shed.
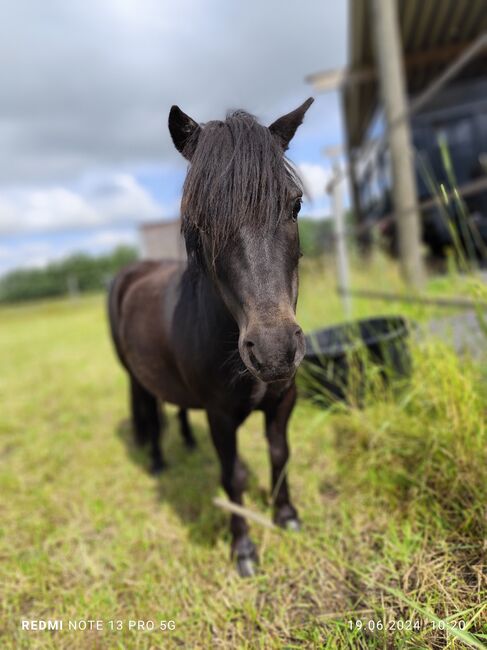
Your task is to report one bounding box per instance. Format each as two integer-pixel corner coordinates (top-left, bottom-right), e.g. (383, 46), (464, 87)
(139, 219), (186, 261)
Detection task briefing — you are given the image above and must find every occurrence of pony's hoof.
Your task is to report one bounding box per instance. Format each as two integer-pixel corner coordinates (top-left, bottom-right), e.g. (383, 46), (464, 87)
(274, 504), (300, 530)
(284, 517), (301, 531)
(232, 537), (259, 578)
(236, 556), (257, 578)
(150, 460), (166, 475)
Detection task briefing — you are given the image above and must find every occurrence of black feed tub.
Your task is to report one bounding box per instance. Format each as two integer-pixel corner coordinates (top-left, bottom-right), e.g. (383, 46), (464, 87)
(300, 316), (412, 405)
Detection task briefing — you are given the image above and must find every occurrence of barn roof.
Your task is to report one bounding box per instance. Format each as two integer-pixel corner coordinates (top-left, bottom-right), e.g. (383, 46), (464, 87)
(344, 0), (487, 148)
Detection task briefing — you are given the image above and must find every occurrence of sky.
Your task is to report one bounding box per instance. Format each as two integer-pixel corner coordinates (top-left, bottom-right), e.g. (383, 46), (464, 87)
(0, 0), (348, 275)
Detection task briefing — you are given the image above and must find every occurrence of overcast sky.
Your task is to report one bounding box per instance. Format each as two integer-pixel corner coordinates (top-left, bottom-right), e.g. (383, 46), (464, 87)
(0, 0), (347, 273)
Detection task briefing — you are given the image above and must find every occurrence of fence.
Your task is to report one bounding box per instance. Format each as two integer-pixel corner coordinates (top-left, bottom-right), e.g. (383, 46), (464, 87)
(325, 32), (487, 318)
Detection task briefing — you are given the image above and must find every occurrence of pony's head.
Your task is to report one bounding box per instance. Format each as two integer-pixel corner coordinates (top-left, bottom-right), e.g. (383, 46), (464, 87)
(169, 98), (313, 383)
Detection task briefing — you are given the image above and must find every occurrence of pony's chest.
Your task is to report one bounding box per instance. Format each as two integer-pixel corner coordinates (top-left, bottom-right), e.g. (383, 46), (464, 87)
(249, 380), (268, 408)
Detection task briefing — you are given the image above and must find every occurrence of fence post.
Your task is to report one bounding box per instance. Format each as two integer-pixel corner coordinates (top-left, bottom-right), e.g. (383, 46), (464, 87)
(329, 162), (352, 319)
(67, 274), (79, 298)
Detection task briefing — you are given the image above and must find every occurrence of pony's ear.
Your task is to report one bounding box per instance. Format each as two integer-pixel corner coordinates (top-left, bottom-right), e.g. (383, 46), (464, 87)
(268, 97), (314, 151)
(168, 105), (201, 160)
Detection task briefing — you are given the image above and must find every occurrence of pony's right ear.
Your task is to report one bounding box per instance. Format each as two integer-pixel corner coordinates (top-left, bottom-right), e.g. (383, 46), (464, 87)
(168, 105), (201, 160)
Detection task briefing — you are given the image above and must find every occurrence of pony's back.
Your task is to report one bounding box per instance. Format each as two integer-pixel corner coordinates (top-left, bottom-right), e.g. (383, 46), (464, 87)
(107, 260), (163, 369)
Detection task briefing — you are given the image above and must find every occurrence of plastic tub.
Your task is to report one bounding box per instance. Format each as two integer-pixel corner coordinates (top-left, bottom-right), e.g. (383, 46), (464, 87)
(300, 316), (412, 405)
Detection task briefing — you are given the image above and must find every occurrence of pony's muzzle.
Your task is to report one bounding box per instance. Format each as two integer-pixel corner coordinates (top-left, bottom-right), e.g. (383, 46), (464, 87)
(240, 322), (305, 382)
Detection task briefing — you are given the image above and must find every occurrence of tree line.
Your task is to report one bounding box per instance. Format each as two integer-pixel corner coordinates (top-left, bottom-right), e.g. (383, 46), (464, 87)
(0, 246), (138, 303)
(0, 219), (334, 304)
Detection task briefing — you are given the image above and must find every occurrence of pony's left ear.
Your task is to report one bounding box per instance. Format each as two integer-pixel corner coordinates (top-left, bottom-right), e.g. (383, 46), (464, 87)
(269, 97), (314, 151)
(168, 105), (201, 160)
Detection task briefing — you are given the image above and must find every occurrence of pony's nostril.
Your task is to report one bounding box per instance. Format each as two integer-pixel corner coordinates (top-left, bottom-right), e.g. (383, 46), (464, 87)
(244, 339), (262, 371)
(293, 329), (305, 365)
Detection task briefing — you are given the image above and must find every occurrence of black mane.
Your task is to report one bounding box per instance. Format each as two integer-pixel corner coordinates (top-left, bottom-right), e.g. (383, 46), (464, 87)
(180, 110), (302, 259)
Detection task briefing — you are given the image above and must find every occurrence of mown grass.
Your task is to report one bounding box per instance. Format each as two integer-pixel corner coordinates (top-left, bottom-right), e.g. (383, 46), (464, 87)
(0, 256), (486, 649)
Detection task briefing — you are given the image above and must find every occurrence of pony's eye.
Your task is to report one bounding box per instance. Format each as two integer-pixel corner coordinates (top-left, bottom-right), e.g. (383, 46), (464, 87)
(292, 198), (302, 222)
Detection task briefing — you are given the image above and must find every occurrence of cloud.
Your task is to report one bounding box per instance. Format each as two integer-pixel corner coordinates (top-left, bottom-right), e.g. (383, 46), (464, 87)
(0, 227), (139, 275)
(0, 0), (346, 186)
(0, 174), (163, 236)
(86, 228), (137, 248)
(0, 240), (63, 273)
(0, 1), (347, 271)
(298, 163), (331, 199)
(14, 242), (62, 270)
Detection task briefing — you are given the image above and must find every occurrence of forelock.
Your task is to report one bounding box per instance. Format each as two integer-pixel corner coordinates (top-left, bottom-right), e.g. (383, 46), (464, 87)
(180, 110), (302, 259)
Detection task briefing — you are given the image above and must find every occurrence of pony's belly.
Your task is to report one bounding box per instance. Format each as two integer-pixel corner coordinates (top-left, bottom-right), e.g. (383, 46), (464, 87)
(152, 378), (203, 410)
(128, 354), (203, 409)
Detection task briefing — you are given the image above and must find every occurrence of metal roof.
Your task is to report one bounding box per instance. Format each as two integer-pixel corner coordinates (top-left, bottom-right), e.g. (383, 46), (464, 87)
(344, 0), (487, 148)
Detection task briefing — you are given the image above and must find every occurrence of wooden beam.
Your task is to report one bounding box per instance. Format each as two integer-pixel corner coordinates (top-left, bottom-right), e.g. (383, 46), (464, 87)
(360, 175), (487, 235)
(337, 287), (487, 310)
(306, 40), (487, 92)
(305, 67), (372, 92)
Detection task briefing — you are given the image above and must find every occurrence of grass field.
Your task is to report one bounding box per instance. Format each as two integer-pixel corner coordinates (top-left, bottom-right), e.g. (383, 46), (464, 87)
(1, 256), (486, 649)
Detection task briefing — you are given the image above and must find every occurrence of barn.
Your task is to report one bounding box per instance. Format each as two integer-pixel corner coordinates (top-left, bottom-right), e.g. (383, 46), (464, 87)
(309, 0), (487, 262)
(139, 218), (186, 261)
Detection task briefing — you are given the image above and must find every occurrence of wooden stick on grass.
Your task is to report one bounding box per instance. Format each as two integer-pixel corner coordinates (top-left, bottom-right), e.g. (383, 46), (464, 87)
(213, 497), (276, 530)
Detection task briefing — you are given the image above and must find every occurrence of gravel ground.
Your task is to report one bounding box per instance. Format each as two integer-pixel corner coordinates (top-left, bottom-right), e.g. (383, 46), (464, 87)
(422, 310), (487, 360)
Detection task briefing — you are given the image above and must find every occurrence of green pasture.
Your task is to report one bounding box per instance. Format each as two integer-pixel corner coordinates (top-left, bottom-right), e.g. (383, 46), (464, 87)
(1, 256), (486, 649)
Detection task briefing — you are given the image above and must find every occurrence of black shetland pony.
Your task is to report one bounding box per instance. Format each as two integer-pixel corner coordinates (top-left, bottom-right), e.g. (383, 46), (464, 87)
(108, 98), (314, 576)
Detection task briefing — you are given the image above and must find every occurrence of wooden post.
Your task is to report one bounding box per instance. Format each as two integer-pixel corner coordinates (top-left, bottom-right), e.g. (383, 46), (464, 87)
(67, 274), (79, 298)
(372, 0), (424, 288)
(329, 162), (352, 319)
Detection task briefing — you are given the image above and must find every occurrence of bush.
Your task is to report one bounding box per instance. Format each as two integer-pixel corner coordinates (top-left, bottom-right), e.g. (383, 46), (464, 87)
(298, 217), (334, 257)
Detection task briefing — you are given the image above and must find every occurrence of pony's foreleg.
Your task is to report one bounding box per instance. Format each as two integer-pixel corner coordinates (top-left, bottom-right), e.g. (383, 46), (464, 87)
(264, 383), (300, 530)
(207, 411), (258, 577)
(129, 374), (165, 474)
(178, 408), (197, 448)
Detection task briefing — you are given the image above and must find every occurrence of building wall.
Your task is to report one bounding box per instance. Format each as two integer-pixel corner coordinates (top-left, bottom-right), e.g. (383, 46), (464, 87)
(139, 219), (186, 261)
